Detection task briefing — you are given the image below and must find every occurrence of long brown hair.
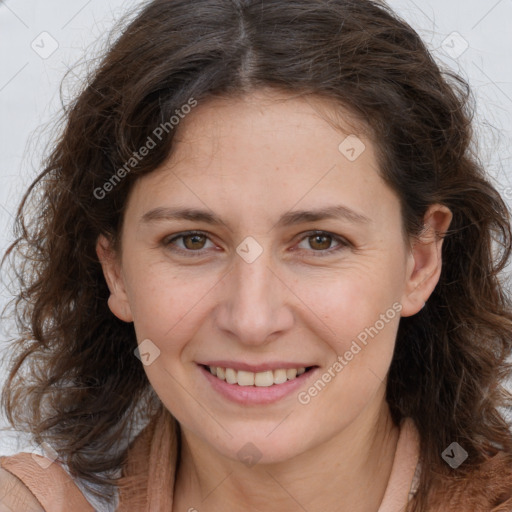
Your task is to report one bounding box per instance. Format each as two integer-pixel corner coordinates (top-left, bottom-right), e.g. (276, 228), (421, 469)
(2, 0), (512, 509)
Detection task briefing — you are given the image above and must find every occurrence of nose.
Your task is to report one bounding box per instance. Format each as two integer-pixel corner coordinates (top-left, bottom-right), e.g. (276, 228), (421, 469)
(214, 244), (294, 347)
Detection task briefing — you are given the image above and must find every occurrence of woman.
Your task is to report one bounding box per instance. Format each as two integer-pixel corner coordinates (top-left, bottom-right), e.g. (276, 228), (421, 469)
(1, 1), (511, 511)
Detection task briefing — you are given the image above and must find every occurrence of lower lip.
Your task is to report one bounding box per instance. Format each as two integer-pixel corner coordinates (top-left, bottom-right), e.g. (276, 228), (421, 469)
(198, 365), (318, 405)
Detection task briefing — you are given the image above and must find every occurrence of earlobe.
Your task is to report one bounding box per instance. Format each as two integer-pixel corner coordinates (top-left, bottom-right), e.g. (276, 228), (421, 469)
(96, 234), (134, 323)
(400, 204), (453, 317)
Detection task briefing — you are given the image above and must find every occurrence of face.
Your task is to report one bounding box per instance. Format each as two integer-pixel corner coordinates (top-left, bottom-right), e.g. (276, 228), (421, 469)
(97, 89), (450, 464)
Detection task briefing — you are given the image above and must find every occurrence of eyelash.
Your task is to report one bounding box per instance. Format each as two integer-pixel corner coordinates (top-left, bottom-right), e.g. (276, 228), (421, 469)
(162, 230), (351, 257)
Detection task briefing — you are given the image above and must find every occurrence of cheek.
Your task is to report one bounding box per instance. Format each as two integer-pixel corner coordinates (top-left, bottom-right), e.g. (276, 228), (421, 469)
(124, 263), (211, 416)
(124, 259), (213, 350)
(299, 276), (401, 425)
(289, 259), (404, 402)
(292, 258), (404, 340)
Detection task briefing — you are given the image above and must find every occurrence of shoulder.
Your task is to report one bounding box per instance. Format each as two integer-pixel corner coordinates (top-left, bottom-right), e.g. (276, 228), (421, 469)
(0, 465), (44, 511)
(472, 450), (512, 511)
(429, 449), (512, 511)
(0, 453), (95, 512)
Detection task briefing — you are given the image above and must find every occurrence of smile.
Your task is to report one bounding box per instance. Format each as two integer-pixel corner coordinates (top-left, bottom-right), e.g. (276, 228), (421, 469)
(207, 365), (308, 386)
(198, 363), (318, 405)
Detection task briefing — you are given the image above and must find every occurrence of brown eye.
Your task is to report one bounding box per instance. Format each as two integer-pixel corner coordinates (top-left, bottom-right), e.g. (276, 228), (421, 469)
(295, 231), (350, 256)
(308, 234), (333, 251)
(182, 233), (207, 250)
(164, 231), (215, 255)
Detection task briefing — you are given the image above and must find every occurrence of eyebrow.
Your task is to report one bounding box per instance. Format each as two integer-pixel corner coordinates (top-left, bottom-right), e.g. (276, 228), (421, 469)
(139, 205), (371, 228)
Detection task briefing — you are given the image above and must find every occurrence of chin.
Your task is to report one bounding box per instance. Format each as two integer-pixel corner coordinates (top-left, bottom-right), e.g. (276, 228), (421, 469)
(211, 431), (307, 466)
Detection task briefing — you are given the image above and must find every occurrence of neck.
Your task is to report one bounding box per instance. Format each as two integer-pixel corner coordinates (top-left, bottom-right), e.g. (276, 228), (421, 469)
(173, 387), (400, 512)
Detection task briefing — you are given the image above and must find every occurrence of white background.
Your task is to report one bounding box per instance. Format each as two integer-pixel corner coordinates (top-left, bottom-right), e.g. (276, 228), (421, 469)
(1, 0), (511, 453)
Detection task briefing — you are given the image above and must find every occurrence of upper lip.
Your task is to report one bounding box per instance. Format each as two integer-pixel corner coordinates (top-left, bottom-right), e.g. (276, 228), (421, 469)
(198, 361), (316, 372)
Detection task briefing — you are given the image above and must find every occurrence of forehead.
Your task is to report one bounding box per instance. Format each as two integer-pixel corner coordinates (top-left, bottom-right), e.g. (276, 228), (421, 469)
(125, 90), (401, 232)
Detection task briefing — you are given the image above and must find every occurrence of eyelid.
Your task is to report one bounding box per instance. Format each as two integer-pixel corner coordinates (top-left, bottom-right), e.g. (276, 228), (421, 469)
(293, 230), (351, 255)
(163, 229), (351, 256)
(163, 230), (216, 256)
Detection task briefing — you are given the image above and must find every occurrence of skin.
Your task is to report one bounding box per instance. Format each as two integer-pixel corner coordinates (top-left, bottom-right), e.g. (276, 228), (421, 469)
(97, 88), (452, 512)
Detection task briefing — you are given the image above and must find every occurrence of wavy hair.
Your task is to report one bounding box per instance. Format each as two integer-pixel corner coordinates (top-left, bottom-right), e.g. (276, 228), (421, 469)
(2, 0), (512, 509)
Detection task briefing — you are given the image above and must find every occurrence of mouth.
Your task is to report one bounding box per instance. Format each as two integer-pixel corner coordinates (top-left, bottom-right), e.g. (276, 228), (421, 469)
(202, 364), (315, 386)
(197, 363), (319, 405)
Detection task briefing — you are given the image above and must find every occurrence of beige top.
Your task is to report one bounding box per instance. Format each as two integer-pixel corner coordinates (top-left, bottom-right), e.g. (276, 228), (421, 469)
(0, 410), (421, 512)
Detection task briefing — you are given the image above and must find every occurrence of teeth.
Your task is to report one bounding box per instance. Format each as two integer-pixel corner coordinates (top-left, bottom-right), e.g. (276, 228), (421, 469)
(207, 366), (310, 386)
(286, 368), (297, 379)
(237, 370), (255, 386)
(273, 369), (287, 384)
(225, 368), (237, 384)
(255, 370), (274, 387)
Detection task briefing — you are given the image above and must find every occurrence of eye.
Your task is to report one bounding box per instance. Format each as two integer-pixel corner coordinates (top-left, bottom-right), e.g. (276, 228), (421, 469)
(163, 231), (216, 255)
(295, 231), (350, 256)
(162, 230), (350, 257)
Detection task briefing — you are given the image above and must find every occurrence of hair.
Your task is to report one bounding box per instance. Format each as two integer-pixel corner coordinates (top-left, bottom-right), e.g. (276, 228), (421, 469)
(2, 0), (512, 510)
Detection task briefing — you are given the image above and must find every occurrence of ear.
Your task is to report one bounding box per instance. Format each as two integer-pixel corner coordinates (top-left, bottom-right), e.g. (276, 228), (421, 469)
(400, 204), (453, 317)
(96, 234), (134, 323)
